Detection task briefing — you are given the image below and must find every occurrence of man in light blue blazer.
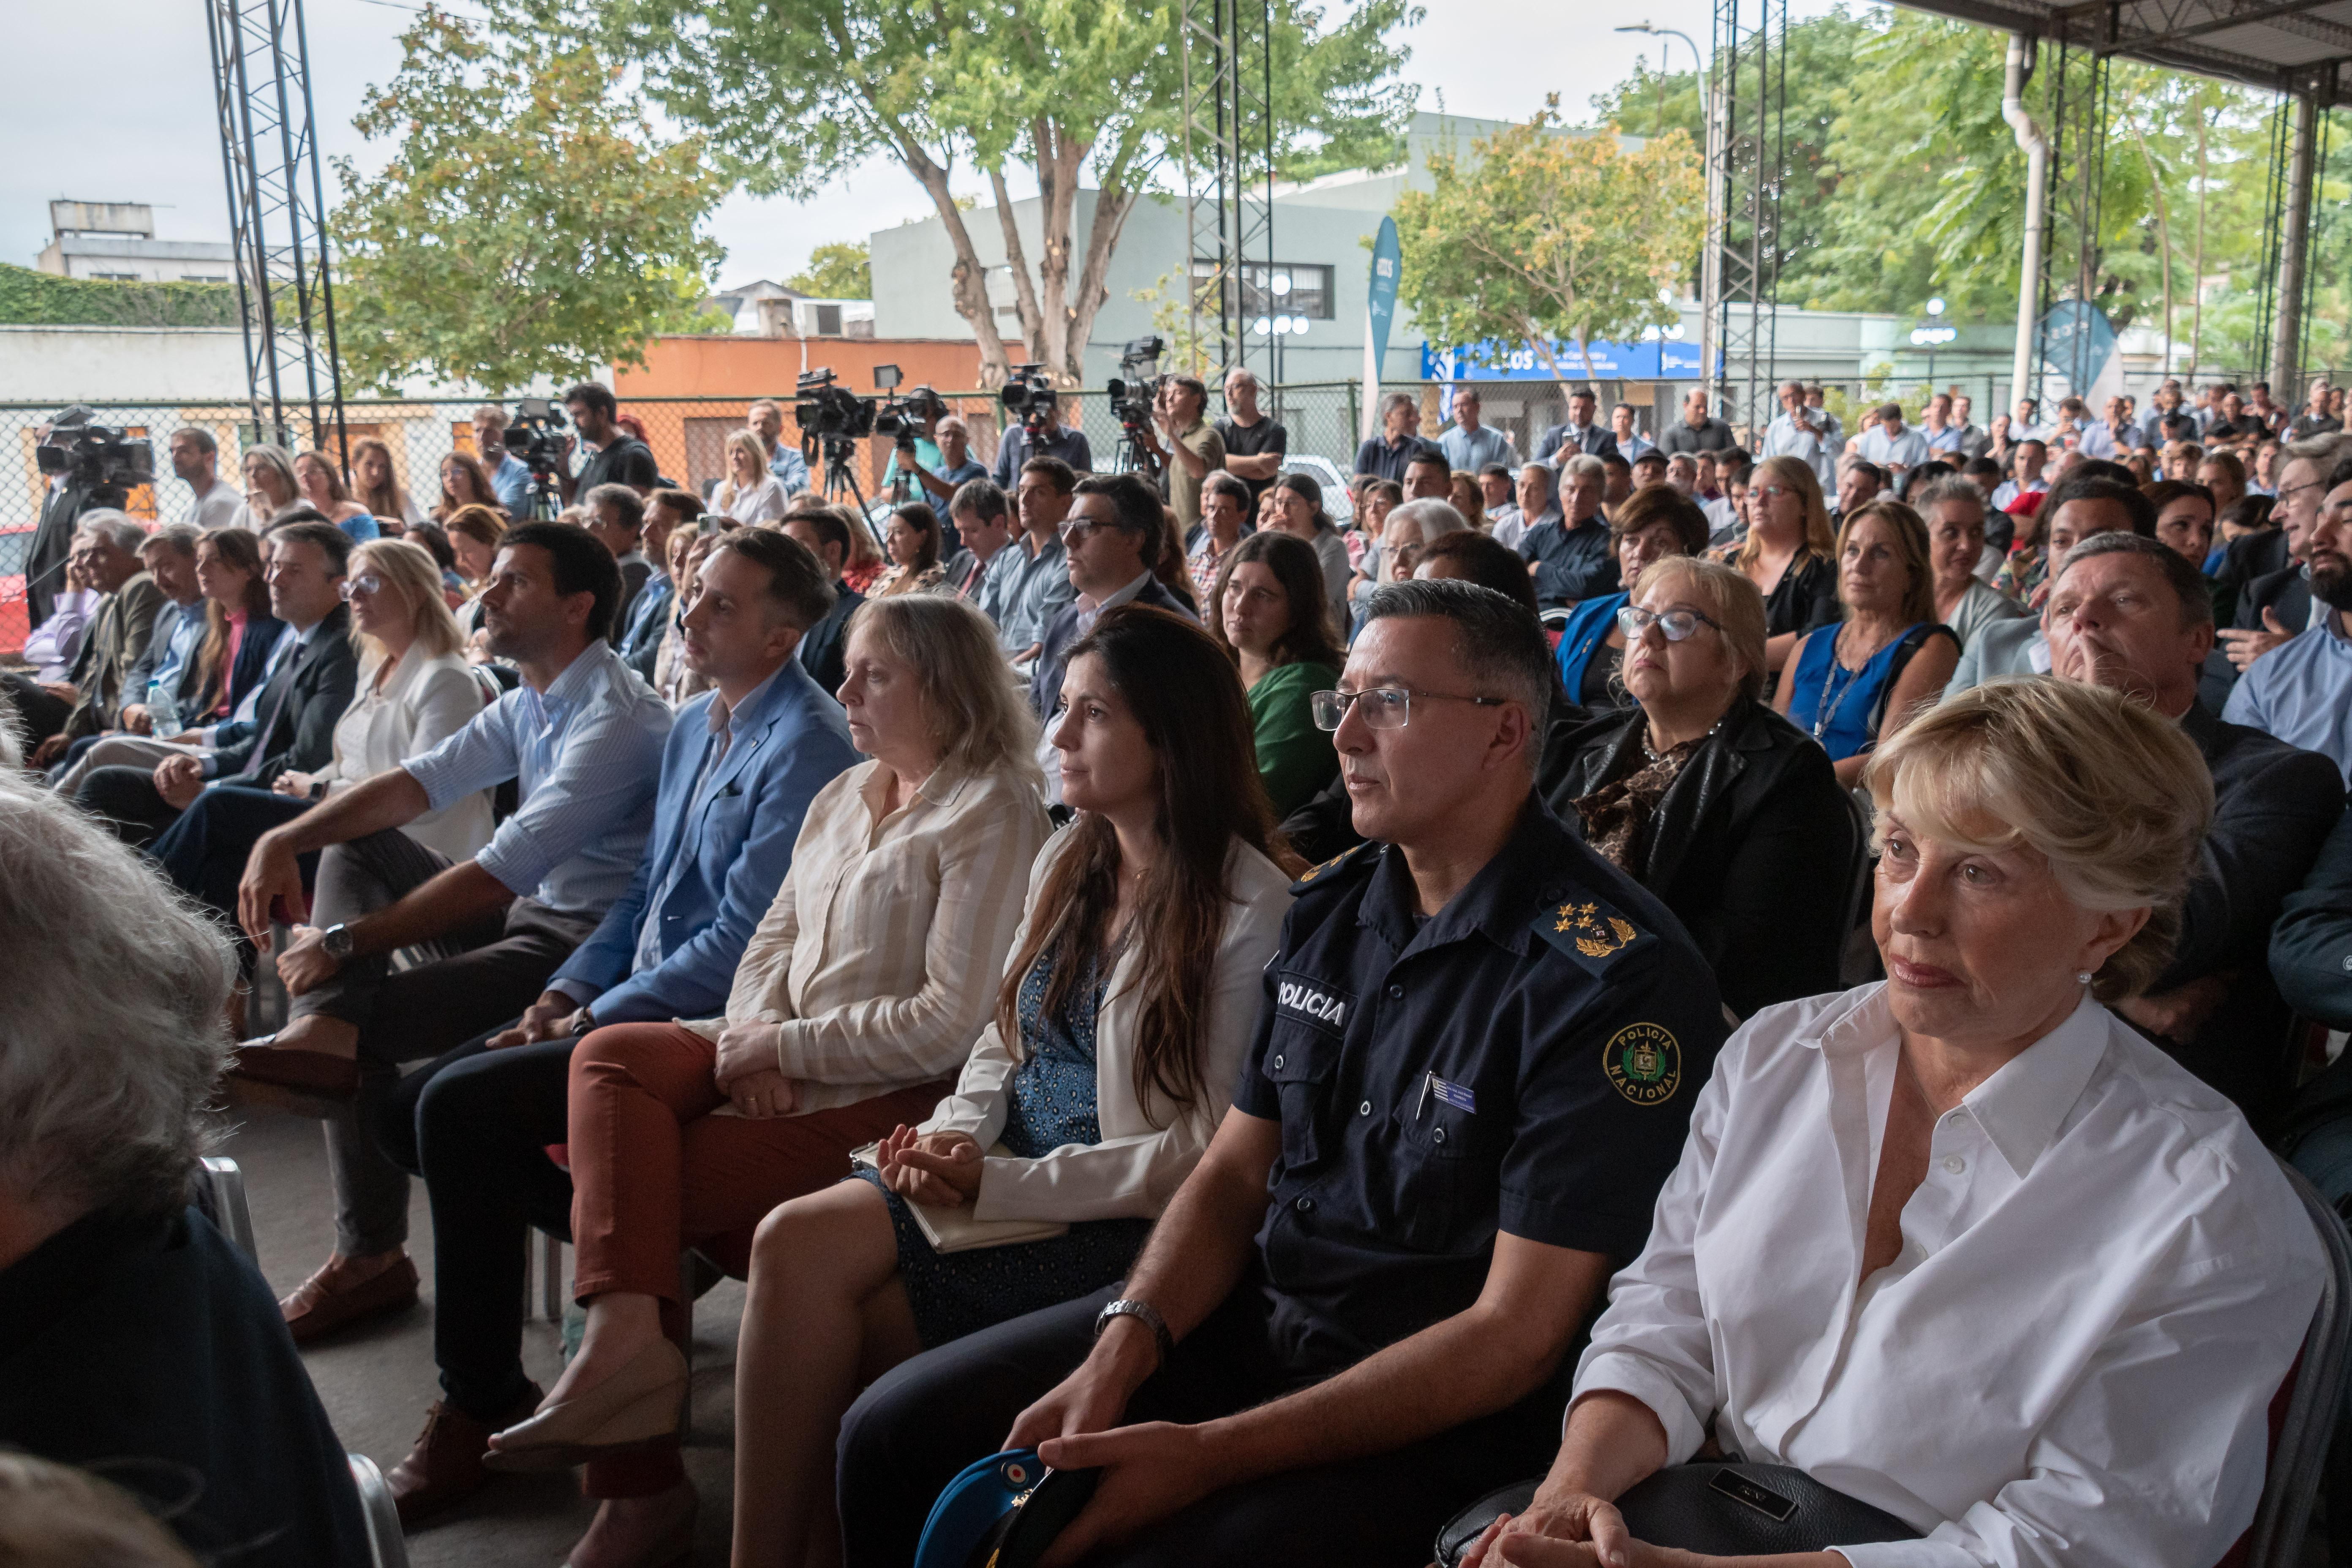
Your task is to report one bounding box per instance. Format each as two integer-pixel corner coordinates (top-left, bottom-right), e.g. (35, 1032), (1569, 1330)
(369, 529), (862, 1523)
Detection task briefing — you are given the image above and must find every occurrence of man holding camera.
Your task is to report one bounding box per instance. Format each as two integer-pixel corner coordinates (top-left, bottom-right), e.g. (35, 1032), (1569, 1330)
(471, 406), (536, 516)
(557, 383), (659, 506)
(1138, 376), (1226, 544)
(992, 378), (1094, 487)
(26, 407), (133, 629)
(890, 410), (990, 521)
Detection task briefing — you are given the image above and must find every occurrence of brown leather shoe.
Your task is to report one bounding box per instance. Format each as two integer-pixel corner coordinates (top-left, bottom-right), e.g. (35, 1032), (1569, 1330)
(386, 1384), (545, 1527)
(280, 1254), (420, 1344)
(224, 1036), (361, 1117)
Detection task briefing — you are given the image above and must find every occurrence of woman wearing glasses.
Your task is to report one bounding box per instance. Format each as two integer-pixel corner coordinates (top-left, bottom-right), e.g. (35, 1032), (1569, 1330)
(1208, 529), (1346, 818)
(1542, 558), (1854, 1015)
(1719, 455), (1840, 697)
(147, 537), (492, 933)
(1552, 486), (1712, 710)
(1776, 499), (1960, 787)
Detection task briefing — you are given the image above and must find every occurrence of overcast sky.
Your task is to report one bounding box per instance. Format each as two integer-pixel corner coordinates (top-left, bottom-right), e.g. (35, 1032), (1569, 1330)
(1, 0), (1836, 286)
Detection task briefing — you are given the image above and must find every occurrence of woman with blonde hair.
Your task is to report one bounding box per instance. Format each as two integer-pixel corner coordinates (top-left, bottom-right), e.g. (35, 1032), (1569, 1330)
(235, 442), (303, 531)
(293, 450), (378, 536)
(1723, 454), (1840, 693)
(1543, 556), (1855, 1016)
(482, 593), (1051, 1562)
(349, 437), (426, 531)
(717, 428), (790, 526)
(1467, 679), (2325, 1568)
(151, 536), (493, 930)
(1775, 498), (1958, 785)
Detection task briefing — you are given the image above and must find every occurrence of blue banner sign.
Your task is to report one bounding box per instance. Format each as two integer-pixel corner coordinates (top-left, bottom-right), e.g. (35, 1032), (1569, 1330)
(1422, 335), (1707, 381)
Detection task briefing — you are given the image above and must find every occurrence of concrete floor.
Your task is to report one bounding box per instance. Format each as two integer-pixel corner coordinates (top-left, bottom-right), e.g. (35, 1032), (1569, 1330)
(222, 1110), (746, 1567)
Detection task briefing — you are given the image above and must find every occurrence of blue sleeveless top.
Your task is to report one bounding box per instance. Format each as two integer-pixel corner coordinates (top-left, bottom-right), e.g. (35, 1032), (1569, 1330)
(1786, 623), (1930, 762)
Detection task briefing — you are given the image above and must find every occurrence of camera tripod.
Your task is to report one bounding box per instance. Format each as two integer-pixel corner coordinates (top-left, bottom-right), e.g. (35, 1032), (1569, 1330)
(813, 435), (869, 515)
(521, 466), (564, 522)
(1110, 425), (1162, 482)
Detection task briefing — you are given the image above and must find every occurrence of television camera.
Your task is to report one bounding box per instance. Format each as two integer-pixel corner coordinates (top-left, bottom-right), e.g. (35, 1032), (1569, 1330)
(1104, 336), (1168, 479)
(36, 420), (153, 491)
(999, 365), (1057, 437)
(498, 397), (571, 520)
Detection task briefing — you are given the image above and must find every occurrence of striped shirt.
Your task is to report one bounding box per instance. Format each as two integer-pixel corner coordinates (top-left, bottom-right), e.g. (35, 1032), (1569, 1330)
(691, 757), (1051, 1114)
(405, 637), (673, 917)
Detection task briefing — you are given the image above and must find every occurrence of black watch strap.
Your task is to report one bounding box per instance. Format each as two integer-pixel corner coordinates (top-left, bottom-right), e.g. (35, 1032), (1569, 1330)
(1093, 1297), (1173, 1367)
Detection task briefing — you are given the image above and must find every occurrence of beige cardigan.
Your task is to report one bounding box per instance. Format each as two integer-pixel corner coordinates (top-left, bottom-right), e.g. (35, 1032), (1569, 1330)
(918, 830), (1294, 1223)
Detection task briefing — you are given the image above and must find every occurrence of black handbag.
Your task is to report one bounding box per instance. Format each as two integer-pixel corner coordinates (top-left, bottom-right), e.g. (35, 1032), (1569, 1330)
(1434, 1462), (1921, 1568)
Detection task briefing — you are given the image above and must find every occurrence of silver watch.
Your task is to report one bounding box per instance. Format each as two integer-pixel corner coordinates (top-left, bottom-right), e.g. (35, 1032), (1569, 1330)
(321, 923), (356, 962)
(1093, 1297), (1173, 1366)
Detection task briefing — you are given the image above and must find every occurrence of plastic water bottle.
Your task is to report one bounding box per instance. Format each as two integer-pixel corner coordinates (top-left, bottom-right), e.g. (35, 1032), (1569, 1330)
(145, 679), (181, 739)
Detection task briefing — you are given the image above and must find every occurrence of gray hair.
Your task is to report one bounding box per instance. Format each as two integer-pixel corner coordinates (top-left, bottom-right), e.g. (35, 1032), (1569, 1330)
(0, 776), (233, 1215)
(141, 522), (202, 559)
(2055, 530), (2215, 629)
(1388, 499), (1466, 539)
(240, 441), (300, 496)
(1202, 470), (1253, 512)
(1225, 367), (1261, 392)
(1379, 391), (1417, 422)
(74, 509), (146, 554)
(1561, 454), (1606, 485)
(2283, 432), (2352, 472)
(169, 425), (218, 457)
(1913, 476), (1986, 519)
(1518, 462), (1555, 497)
(1361, 577), (1552, 751)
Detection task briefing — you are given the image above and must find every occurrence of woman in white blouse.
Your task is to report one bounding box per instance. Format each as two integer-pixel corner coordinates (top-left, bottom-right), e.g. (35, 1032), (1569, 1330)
(483, 595), (1050, 1563)
(1464, 678), (2326, 1568)
(716, 428), (791, 526)
(727, 604), (1294, 1565)
(151, 536), (490, 921)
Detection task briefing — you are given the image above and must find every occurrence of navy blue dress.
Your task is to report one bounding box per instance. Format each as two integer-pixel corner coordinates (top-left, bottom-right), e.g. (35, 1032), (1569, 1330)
(855, 947), (1155, 1348)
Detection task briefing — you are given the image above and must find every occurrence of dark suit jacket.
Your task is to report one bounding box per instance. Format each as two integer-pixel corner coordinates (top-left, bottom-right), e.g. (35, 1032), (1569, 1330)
(61, 571), (165, 740)
(2273, 800), (2352, 1034)
(1534, 423), (1622, 464)
(2237, 561), (2311, 637)
(1539, 696), (1857, 1017)
(2213, 526), (2291, 627)
(209, 604), (360, 786)
(2153, 703), (2344, 1129)
(1030, 575), (1196, 717)
(0, 1206), (370, 1566)
(798, 583), (863, 701)
(23, 476), (127, 628)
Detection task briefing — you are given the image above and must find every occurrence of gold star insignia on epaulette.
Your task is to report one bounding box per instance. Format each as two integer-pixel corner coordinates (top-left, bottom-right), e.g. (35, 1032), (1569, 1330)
(1554, 901), (1639, 958)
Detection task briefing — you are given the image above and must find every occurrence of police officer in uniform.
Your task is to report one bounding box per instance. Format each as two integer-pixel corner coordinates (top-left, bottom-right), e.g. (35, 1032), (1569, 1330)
(835, 579), (1726, 1568)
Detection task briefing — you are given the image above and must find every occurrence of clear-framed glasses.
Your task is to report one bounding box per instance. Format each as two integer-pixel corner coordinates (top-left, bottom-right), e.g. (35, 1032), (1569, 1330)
(1751, 484), (1795, 505)
(338, 572), (385, 601)
(1309, 685), (1505, 732)
(1615, 604), (1723, 643)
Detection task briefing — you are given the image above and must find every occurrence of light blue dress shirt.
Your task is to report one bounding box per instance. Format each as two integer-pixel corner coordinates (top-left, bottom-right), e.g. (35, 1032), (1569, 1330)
(2223, 618), (2352, 786)
(1440, 423), (1519, 475)
(404, 637), (673, 916)
(490, 452), (534, 514)
(987, 531), (1076, 654)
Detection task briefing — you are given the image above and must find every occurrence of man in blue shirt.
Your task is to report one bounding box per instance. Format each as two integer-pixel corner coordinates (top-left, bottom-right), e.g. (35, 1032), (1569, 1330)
(1356, 392), (1442, 483)
(474, 404), (536, 515)
(988, 456), (1081, 662)
(367, 527), (861, 1524)
(890, 411), (991, 524)
(1439, 387), (1519, 475)
(2224, 452), (2352, 784)
(991, 397), (1094, 486)
(616, 488), (695, 683)
(750, 398), (813, 497)
(222, 521), (674, 1348)
(1519, 454), (1619, 610)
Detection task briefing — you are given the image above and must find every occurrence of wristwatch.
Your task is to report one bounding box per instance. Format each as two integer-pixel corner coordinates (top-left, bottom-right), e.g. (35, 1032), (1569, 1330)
(1093, 1297), (1173, 1367)
(320, 923), (356, 963)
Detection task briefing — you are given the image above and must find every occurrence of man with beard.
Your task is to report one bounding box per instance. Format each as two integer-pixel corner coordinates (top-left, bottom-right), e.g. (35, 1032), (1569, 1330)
(2046, 532), (2341, 1129)
(2225, 452), (2352, 783)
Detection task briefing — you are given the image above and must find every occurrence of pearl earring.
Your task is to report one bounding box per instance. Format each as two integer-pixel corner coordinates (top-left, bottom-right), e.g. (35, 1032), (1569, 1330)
(2076, 971), (2095, 985)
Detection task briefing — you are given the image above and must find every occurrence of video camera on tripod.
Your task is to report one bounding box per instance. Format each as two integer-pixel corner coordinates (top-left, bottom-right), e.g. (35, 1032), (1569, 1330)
(1104, 336), (1168, 479)
(795, 368), (876, 444)
(35, 420), (154, 490)
(999, 365), (1057, 436)
(500, 398), (571, 476)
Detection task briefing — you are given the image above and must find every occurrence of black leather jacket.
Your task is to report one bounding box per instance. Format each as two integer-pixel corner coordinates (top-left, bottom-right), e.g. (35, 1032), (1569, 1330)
(1539, 695), (1858, 1017)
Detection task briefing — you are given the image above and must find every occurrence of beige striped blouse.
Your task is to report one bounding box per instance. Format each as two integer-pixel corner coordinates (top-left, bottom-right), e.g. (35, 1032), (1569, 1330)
(688, 755), (1051, 1115)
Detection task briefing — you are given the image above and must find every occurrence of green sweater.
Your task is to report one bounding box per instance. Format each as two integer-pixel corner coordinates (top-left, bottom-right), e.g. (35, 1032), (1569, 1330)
(1247, 661), (1341, 819)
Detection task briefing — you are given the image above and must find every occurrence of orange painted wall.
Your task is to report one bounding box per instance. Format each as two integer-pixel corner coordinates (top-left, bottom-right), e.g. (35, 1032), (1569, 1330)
(613, 335), (988, 400)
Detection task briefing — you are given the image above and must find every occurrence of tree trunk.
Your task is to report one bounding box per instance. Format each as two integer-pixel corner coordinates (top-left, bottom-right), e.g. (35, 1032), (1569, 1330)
(1065, 186), (1141, 378)
(988, 163), (1045, 359)
(2189, 99), (2210, 383)
(893, 139), (1018, 385)
(1033, 117), (1091, 387)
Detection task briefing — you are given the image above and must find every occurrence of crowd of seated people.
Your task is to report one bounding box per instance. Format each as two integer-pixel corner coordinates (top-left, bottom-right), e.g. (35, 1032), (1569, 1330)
(12, 374), (2352, 1568)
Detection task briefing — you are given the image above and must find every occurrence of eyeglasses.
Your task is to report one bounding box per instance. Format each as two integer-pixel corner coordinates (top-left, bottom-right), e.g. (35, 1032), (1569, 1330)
(1059, 520), (1123, 544)
(2278, 479), (2329, 507)
(1751, 485), (1795, 504)
(1615, 604), (1723, 642)
(1309, 685), (1506, 732)
(338, 572), (384, 600)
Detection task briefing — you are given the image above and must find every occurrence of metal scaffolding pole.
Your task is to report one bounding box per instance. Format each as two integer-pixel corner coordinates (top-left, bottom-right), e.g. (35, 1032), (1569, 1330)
(1706, 0), (1787, 432)
(207, 0), (347, 465)
(2034, 34), (2109, 397)
(2270, 92), (2318, 392)
(1179, 0), (1275, 379)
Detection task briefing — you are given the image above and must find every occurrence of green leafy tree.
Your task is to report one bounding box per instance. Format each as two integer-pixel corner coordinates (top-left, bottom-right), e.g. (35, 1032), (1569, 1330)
(1390, 102), (1703, 383)
(787, 240), (872, 299)
(330, 5), (727, 395)
(578, 0), (1418, 385)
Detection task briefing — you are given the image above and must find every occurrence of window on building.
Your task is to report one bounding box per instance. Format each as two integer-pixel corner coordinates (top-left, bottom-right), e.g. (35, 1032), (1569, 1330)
(180, 274), (228, 283)
(90, 271), (143, 282)
(814, 303), (843, 336)
(1190, 260), (1336, 322)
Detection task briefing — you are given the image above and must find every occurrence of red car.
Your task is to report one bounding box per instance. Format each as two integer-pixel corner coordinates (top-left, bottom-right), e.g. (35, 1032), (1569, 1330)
(0, 522), (33, 657)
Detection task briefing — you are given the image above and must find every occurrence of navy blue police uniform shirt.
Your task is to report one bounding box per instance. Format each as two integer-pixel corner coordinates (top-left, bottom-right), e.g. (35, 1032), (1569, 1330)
(1232, 795), (1726, 1374)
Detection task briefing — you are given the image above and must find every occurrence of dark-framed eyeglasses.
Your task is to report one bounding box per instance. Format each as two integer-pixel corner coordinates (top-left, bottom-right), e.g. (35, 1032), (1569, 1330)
(1309, 685), (1506, 732)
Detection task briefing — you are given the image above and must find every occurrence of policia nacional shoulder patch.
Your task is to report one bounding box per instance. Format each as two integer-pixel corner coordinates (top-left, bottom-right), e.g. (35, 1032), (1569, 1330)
(1603, 1022), (1682, 1105)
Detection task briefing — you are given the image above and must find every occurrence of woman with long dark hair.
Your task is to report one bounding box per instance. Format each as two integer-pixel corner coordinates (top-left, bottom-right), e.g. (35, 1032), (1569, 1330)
(1209, 528), (1345, 816)
(724, 605), (1295, 1567)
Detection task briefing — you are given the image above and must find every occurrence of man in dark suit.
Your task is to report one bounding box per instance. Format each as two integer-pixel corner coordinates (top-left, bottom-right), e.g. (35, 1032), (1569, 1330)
(1533, 385), (1622, 466)
(5, 512), (162, 752)
(780, 503), (864, 700)
(1029, 473), (1195, 735)
(75, 520), (358, 848)
(2045, 532), (2343, 1130)
(22, 406), (130, 629)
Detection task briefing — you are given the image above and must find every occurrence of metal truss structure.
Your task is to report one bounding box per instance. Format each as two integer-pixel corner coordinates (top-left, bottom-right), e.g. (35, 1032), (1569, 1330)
(2034, 35), (2113, 395)
(1179, 0), (1275, 378)
(1703, 0), (1789, 432)
(207, 0), (348, 462)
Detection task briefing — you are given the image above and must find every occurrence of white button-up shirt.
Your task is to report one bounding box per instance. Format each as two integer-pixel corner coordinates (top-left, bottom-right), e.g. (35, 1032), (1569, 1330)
(1576, 984), (2324, 1568)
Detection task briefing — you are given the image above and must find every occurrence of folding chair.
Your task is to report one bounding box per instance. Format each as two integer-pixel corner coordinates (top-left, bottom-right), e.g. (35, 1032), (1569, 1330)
(195, 1155), (258, 1268)
(347, 1453), (412, 1568)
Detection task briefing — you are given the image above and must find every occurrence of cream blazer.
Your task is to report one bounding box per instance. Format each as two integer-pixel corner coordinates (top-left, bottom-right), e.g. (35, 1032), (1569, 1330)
(920, 830), (1294, 1223)
(325, 647), (495, 862)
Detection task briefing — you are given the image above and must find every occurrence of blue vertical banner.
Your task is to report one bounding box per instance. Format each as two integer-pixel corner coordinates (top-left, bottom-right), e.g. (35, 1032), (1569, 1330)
(1362, 216), (1402, 440)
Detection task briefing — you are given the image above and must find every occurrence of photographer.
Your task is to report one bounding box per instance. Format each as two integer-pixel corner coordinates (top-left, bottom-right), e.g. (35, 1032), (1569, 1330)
(889, 410), (989, 523)
(1217, 367), (1289, 512)
(1138, 374), (1226, 543)
(25, 407), (132, 629)
(471, 406), (535, 516)
(991, 377), (1094, 486)
(556, 382), (659, 505)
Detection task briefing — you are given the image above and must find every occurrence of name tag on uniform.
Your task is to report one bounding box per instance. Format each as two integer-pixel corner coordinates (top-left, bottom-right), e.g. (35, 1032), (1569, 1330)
(1423, 1073), (1476, 1114)
(1274, 974), (1351, 1034)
